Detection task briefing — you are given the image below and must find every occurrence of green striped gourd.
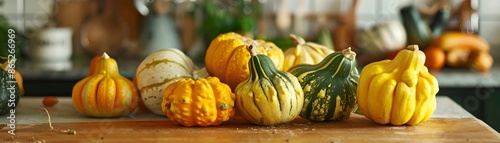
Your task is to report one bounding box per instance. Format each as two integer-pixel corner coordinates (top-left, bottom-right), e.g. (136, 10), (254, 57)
(235, 44), (304, 125)
(135, 48), (208, 115)
(0, 59), (20, 115)
(288, 48), (359, 121)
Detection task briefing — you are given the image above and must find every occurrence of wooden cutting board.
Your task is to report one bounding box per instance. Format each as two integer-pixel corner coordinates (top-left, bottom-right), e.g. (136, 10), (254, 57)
(2, 114), (500, 143)
(1, 97), (499, 142)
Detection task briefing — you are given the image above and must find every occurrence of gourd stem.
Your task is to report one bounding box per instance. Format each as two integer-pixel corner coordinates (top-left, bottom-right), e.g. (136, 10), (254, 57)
(0, 56), (7, 63)
(0, 61), (8, 71)
(0, 56), (9, 71)
(394, 44), (425, 73)
(406, 45), (419, 51)
(290, 34), (305, 45)
(342, 47), (356, 61)
(97, 52), (118, 74)
(102, 52), (110, 59)
(247, 43), (261, 56)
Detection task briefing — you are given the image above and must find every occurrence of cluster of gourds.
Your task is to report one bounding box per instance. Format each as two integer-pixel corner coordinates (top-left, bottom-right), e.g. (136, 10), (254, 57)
(71, 32), (439, 127)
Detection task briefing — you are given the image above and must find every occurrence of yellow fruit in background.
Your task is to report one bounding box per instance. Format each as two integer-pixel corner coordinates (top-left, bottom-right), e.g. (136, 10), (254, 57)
(429, 31), (494, 72)
(430, 31), (489, 52)
(469, 51), (494, 72)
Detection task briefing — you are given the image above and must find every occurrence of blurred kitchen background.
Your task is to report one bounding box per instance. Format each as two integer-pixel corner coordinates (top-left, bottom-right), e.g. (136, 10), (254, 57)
(1, 0), (499, 131)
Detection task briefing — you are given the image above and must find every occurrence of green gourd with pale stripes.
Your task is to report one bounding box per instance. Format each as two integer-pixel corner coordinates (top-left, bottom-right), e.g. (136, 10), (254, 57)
(288, 48), (359, 121)
(0, 60), (20, 115)
(235, 44), (304, 126)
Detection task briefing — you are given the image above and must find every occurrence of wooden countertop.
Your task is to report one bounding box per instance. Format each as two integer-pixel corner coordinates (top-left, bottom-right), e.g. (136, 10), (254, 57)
(1, 96), (500, 142)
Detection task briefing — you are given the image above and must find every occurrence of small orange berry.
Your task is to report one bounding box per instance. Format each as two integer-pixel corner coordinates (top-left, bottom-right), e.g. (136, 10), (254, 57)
(43, 96), (59, 107)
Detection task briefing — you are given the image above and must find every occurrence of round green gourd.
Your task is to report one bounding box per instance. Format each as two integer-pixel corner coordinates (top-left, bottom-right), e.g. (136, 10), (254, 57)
(288, 48), (359, 121)
(0, 59), (20, 115)
(235, 44), (304, 126)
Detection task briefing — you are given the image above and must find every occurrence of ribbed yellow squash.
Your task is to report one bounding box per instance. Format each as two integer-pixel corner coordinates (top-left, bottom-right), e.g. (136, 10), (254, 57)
(72, 53), (139, 117)
(283, 34), (334, 71)
(357, 45), (439, 125)
(205, 32), (284, 90)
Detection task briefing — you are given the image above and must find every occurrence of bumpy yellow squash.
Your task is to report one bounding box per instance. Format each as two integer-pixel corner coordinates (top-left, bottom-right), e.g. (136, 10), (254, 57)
(205, 32), (284, 90)
(162, 77), (235, 127)
(72, 53), (139, 117)
(357, 45), (439, 125)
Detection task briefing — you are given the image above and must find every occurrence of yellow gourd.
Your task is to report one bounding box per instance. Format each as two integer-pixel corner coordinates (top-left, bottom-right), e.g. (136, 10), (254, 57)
(162, 77), (235, 127)
(205, 32), (284, 90)
(283, 34), (334, 71)
(72, 53), (139, 117)
(356, 45), (439, 125)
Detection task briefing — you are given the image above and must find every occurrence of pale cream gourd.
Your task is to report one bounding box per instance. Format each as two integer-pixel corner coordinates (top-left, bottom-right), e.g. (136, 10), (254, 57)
(358, 20), (407, 56)
(135, 48), (208, 115)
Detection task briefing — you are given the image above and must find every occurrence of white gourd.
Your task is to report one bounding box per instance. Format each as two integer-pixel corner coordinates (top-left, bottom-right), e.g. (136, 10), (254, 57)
(358, 20), (407, 56)
(135, 48), (207, 115)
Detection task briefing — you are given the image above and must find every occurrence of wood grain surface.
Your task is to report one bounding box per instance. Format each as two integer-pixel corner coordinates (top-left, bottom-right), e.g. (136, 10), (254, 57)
(2, 114), (500, 143)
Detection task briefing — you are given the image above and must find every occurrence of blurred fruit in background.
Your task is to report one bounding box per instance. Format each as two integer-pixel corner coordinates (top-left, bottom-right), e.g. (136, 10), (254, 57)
(429, 31), (493, 72)
(424, 46), (446, 71)
(446, 47), (469, 68)
(468, 50), (493, 72)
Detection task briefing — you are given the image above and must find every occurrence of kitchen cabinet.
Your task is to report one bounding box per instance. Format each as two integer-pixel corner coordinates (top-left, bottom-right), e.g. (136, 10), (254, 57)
(432, 65), (500, 133)
(438, 87), (500, 132)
